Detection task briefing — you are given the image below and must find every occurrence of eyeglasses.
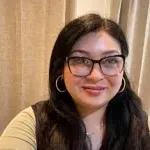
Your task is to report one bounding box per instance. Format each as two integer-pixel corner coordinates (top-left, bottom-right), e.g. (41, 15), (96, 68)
(66, 55), (125, 77)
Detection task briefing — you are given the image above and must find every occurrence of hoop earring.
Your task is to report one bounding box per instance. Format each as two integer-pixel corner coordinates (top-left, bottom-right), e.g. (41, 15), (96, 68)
(56, 75), (66, 92)
(118, 77), (126, 93)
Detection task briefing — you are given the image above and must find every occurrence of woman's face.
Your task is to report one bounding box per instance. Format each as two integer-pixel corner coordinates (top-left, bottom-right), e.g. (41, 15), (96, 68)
(63, 31), (124, 114)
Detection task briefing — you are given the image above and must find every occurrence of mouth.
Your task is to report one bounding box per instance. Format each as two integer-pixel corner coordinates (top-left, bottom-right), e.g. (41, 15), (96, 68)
(82, 86), (107, 96)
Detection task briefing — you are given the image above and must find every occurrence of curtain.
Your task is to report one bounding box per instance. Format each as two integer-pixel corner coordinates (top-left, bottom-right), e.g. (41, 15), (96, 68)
(0, 0), (75, 134)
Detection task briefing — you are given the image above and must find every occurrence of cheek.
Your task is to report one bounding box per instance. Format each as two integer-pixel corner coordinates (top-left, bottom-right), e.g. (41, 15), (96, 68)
(63, 66), (81, 91)
(108, 74), (123, 92)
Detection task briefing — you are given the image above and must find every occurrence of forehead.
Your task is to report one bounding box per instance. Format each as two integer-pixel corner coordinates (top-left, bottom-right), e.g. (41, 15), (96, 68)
(71, 31), (121, 57)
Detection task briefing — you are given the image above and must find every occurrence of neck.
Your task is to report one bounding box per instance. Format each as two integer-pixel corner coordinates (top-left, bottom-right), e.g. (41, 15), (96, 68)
(76, 105), (107, 150)
(77, 105), (107, 134)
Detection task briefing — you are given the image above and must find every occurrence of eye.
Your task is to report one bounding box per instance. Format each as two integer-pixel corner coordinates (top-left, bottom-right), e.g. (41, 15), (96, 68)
(108, 58), (119, 63)
(102, 57), (120, 64)
(72, 57), (84, 63)
(70, 57), (91, 64)
(82, 58), (91, 64)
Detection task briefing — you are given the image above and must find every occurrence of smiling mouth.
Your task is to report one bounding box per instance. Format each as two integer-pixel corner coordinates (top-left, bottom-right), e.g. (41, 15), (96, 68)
(82, 86), (106, 96)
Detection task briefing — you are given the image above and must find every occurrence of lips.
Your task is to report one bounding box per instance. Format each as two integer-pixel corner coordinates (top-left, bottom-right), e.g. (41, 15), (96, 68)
(82, 86), (107, 96)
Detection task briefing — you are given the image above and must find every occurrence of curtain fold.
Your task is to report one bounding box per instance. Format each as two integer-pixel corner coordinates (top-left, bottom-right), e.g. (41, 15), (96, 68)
(0, 0), (68, 134)
(138, 3), (150, 114)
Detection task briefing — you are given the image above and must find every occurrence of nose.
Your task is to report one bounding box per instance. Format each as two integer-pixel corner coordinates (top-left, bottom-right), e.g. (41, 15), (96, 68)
(87, 63), (105, 81)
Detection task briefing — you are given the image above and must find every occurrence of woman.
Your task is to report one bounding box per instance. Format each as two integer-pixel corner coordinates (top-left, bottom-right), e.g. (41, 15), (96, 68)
(0, 13), (149, 150)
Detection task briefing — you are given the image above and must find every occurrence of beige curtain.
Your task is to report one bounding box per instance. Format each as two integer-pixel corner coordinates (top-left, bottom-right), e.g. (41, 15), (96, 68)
(0, 0), (150, 134)
(0, 0), (76, 134)
(109, 0), (150, 114)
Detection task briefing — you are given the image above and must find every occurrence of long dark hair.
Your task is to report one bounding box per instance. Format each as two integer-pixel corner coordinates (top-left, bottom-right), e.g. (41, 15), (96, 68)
(36, 14), (150, 150)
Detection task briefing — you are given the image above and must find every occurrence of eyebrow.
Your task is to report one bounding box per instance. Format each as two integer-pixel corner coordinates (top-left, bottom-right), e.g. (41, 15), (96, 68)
(70, 49), (120, 56)
(70, 49), (89, 55)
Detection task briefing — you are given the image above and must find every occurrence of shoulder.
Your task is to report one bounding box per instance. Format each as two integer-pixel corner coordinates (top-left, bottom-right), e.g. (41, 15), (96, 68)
(32, 100), (49, 112)
(0, 106), (36, 150)
(31, 100), (49, 122)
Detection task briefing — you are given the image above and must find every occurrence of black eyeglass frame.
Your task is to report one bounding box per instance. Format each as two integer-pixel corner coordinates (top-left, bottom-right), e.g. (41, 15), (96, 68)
(66, 54), (126, 77)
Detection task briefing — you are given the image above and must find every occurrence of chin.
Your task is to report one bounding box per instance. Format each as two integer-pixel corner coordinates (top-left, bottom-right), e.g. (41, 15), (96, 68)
(79, 98), (109, 109)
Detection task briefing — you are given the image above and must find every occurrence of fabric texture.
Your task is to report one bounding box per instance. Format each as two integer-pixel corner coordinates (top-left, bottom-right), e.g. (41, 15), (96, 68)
(0, 107), (36, 150)
(0, 0), (67, 134)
